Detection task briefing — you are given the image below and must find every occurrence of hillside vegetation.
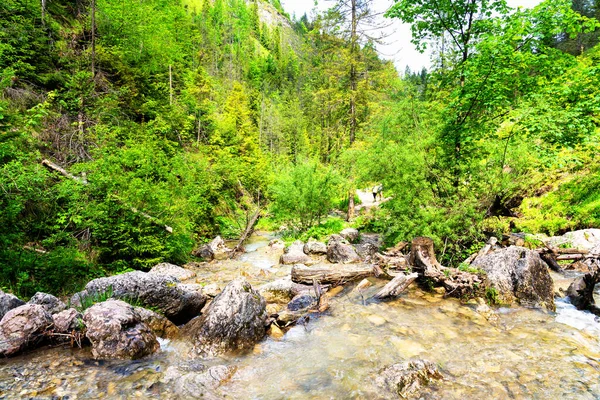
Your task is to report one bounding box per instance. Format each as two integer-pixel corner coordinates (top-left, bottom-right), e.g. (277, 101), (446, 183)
(1, 0), (599, 297)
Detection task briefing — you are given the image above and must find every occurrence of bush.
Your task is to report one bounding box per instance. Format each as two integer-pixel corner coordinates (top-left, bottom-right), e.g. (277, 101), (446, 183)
(270, 161), (344, 231)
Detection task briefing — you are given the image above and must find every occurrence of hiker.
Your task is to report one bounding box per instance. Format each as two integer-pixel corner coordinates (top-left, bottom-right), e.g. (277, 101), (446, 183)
(372, 184), (382, 202)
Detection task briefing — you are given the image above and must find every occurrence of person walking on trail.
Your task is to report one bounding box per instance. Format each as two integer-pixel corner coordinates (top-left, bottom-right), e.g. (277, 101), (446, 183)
(372, 184), (383, 202)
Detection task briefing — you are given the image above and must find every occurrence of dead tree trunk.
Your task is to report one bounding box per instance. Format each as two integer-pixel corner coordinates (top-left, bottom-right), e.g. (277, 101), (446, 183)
(291, 264), (376, 285)
(409, 237), (484, 298)
(230, 207), (261, 257)
(373, 272), (418, 300)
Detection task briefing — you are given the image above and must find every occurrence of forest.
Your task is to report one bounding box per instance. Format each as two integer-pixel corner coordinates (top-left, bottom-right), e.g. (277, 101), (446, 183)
(1, 0), (599, 299)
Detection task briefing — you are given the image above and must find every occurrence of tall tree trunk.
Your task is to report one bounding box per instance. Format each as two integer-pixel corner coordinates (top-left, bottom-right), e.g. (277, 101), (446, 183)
(347, 190), (355, 222)
(91, 0), (96, 77)
(169, 64), (173, 105)
(349, 0), (358, 145)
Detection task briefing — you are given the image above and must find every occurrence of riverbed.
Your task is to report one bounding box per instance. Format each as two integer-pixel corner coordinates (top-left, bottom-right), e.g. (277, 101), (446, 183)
(1, 233), (599, 399)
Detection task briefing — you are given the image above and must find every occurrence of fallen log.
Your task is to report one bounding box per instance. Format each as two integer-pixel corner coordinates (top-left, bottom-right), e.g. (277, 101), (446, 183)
(539, 252), (562, 272)
(373, 272), (418, 300)
(229, 207), (261, 257)
(291, 263), (377, 285)
(557, 254), (586, 261)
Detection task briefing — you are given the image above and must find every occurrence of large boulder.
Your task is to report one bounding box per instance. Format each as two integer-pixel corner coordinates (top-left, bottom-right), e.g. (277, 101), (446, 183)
(184, 279), (267, 356)
(71, 271), (207, 325)
(28, 292), (67, 315)
(375, 360), (442, 398)
(303, 239), (327, 255)
(149, 263), (196, 281)
(259, 277), (315, 304)
(83, 300), (159, 359)
(340, 228), (360, 243)
(548, 229), (600, 250)
(327, 235), (361, 264)
(53, 308), (83, 333)
(472, 246), (555, 310)
(280, 241), (313, 265)
(0, 304), (53, 357)
(193, 236), (230, 261)
(0, 291), (25, 321)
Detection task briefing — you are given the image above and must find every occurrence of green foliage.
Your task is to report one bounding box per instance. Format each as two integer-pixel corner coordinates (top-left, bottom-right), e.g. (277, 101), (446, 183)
(485, 287), (500, 306)
(71, 286), (114, 312)
(270, 161), (344, 231)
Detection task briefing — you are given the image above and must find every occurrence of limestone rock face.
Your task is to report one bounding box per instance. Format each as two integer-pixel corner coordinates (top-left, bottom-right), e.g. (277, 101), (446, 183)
(184, 279), (267, 356)
(280, 241), (313, 265)
(0, 290), (25, 321)
(472, 246), (555, 310)
(327, 235), (361, 264)
(149, 263), (196, 281)
(71, 271), (207, 324)
(83, 300), (159, 360)
(53, 308), (83, 333)
(303, 239), (327, 255)
(0, 304), (53, 357)
(28, 292), (67, 315)
(375, 360), (442, 398)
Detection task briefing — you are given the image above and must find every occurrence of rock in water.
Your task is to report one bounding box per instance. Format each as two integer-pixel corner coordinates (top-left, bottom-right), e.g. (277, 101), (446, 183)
(28, 292), (67, 315)
(259, 277), (315, 303)
(280, 241), (313, 265)
(53, 308), (83, 333)
(135, 307), (179, 339)
(340, 228), (360, 243)
(149, 263), (196, 281)
(303, 239), (327, 255)
(0, 290), (25, 321)
(71, 271), (207, 325)
(327, 234), (361, 264)
(566, 270), (600, 313)
(471, 246), (555, 310)
(375, 359), (442, 398)
(83, 300), (159, 360)
(193, 236), (230, 261)
(184, 279), (267, 356)
(287, 294), (317, 311)
(0, 304), (53, 357)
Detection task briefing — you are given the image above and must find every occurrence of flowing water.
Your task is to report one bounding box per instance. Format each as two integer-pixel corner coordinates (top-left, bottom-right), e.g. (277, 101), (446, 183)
(1, 233), (600, 399)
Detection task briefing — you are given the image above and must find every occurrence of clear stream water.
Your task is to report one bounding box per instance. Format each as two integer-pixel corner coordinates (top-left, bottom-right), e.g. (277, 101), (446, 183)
(1, 233), (599, 399)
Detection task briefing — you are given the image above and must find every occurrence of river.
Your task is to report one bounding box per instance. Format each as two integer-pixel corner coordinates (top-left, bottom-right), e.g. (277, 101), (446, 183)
(1, 233), (599, 399)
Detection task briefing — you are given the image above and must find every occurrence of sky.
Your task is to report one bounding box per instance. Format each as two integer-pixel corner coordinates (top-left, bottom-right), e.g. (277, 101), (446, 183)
(280, 0), (543, 72)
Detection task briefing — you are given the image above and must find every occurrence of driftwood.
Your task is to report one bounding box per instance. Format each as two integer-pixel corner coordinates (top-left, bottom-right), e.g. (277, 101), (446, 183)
(42, 159), (173, 233)
(409, 237), (484, 298)
(539, 252), (562, 272)
(566, 265), (600, 315)
(557, 253), (587, 261)
(291, 263), (377, 285)
(373, 272), (418, 300)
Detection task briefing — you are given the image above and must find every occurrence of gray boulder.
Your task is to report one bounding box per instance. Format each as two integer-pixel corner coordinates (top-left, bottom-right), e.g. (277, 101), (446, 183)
(340, 228), (360, 243)
(472, 246), (555, 310)
(193, 236), (230, 261)
(0, 290), (25, 321)
(259, 277), (315, 304)
(84, 300), (159, 359)
(375, 359), (442, 398)
(327, 235), (361, 264)
(28, 292), (67, 315)
(149, 263), (196, 281)
(71, 271), (207, 325)
(280, 241), (313, 265)
(0, 304), (53, 357)
(162, 363), (235, 399)
(184, 279), (267, 356)
(287, 294), (317, 311)
(303, 239), (327, 255)
(53, 308), (83, 333)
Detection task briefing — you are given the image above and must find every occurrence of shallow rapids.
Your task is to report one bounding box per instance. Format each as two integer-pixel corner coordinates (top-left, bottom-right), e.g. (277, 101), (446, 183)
(1, 233), (599, 399)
